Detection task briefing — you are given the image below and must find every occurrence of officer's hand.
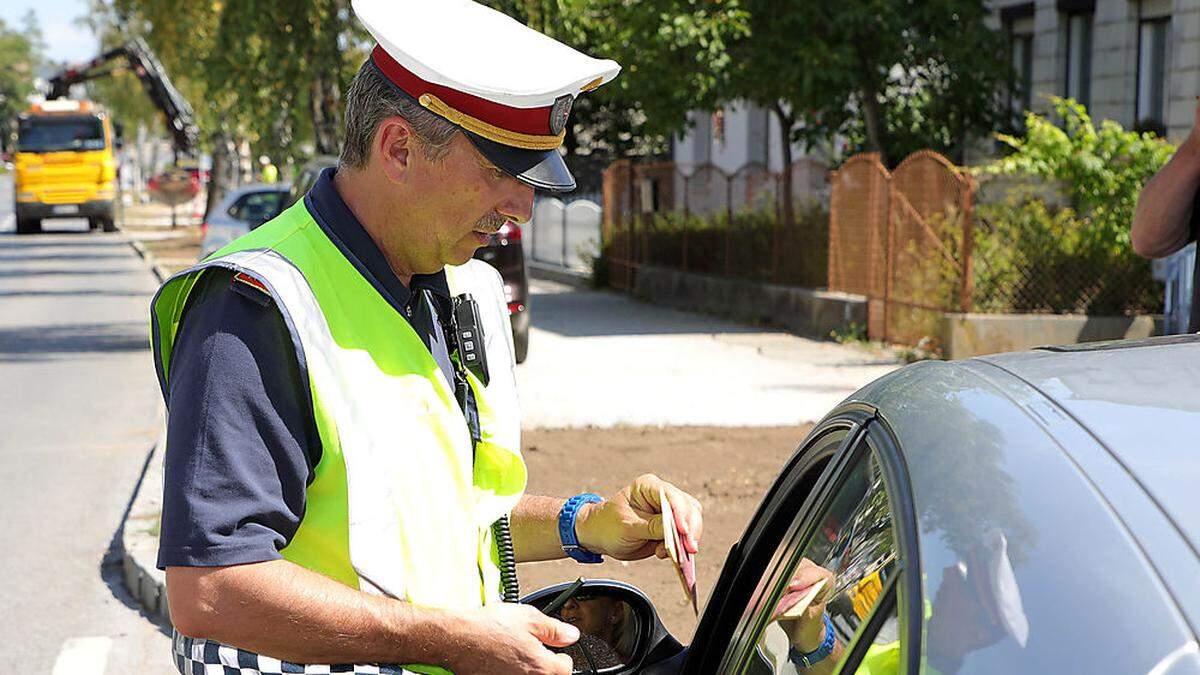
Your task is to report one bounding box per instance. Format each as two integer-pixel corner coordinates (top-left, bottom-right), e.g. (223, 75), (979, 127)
(452, 603), (577, 674)
(577, 474), (704, 561)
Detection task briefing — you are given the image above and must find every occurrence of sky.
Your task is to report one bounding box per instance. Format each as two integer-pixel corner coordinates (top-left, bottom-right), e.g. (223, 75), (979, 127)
(1, 0), (99, 66)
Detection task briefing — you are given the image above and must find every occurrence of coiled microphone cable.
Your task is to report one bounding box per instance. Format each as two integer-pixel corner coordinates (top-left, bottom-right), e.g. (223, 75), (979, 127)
(492, 514), (519, 602)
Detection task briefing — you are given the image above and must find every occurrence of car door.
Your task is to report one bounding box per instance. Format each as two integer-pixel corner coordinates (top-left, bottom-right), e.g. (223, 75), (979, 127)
(684, 404), (920, 675)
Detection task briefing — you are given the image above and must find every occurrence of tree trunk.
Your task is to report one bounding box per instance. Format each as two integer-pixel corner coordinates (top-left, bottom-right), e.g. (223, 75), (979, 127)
(860, 80), (888, 166)
(310, 74), (342, 156)
(204, 133), (229, 221)
(772, 103), (795, 228)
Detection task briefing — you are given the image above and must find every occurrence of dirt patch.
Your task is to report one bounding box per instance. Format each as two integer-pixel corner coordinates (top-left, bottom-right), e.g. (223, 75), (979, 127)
(518, 424), (812, 641)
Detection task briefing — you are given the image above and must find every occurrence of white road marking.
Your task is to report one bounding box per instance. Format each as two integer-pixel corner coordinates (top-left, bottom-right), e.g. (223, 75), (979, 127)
(51, 636), (112, 675)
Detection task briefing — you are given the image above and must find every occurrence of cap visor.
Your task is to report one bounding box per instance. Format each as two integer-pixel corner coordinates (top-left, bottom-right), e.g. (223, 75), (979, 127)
(464, 131), (576, 192)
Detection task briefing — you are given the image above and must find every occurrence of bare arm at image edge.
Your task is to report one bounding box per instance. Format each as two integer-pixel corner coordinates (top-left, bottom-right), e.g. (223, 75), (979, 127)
(167, 560), (579, 673)
(1132, 99), (1200, 259)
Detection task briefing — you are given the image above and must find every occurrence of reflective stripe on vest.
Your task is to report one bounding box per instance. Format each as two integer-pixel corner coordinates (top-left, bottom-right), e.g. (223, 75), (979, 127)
(151, 201), (527, 616)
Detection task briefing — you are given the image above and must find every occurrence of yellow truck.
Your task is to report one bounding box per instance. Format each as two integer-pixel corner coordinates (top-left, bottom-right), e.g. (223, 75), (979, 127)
(13, 99), (118, 234)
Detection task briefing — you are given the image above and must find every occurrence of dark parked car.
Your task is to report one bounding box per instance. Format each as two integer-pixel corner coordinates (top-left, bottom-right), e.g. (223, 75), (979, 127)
(288, 156), (531, 363)
(525, 335), (1200, 674)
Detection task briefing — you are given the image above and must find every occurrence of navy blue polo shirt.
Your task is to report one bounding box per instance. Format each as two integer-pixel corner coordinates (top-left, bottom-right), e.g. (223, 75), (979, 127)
(157, 167), (458, 569)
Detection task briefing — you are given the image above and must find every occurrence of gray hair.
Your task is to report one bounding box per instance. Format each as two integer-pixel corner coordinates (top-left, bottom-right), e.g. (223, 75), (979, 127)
(339, 59), (459, 168)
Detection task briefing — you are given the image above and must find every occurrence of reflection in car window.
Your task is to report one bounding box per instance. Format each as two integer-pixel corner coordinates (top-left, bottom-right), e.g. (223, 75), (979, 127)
(743, 448), (899, 675)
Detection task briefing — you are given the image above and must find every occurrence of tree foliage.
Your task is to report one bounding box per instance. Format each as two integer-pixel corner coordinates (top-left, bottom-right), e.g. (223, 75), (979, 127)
(0, 11), (43, 150)
(979, 96), (1176, 251)
(729, 0), (1011, 168)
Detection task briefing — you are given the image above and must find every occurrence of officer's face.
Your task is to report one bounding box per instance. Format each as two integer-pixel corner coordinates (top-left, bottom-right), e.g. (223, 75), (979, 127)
(414, 133), (535, 267)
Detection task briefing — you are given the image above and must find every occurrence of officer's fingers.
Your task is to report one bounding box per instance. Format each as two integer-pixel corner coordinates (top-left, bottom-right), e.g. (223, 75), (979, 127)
(655, 542), (669, 559)
(663, 486), (704, 553)
(627, 512), (663, 543)
(542, 651), (574, 675)
(527, 612), (580, 648)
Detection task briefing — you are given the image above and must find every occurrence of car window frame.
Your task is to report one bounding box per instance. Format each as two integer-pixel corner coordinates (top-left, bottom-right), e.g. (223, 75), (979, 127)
(683, 403), (921, 675)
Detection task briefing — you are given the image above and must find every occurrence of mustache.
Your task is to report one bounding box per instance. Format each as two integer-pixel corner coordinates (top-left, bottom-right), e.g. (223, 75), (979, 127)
(474, 212), (507, 233)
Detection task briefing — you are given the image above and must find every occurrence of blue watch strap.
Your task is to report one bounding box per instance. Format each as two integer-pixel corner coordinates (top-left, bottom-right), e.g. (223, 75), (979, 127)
(789, 613), (836, 668)
(559, 493), (604, 564)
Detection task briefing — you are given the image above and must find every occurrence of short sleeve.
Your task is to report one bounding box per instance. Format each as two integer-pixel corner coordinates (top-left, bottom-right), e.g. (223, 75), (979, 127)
(157, 269), (320, 569)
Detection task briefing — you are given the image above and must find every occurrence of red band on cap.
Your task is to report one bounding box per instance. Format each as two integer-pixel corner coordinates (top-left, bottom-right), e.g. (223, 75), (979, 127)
(371, 45), (552, 136)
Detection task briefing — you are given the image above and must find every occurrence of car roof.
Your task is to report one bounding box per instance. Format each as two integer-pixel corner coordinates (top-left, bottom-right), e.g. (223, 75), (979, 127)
(978, 334), (1200, 556)
(215, 183), (291, 208)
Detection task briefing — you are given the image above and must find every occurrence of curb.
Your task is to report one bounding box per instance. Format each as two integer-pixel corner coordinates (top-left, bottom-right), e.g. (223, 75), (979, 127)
(527, 261), (591, 290)
(119, 428), (170, 626)
(118, 219), (172, 624)
(118, 223), (173, 283)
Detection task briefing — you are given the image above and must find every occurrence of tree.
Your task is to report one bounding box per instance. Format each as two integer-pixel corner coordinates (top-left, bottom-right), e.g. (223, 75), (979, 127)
(729, 0), (1011, 223)
(0, 12), (44, 151)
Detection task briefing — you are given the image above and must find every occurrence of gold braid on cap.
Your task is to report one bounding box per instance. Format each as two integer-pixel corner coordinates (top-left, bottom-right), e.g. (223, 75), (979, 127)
(418, 93), (565, 151)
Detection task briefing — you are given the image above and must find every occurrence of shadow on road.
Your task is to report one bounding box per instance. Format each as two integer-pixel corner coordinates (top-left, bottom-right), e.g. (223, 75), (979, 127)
(0, 251), (133, 262)
(0, 321), (149, 362)
(0, 267), (121, 277)
(0, 289), (151, 299)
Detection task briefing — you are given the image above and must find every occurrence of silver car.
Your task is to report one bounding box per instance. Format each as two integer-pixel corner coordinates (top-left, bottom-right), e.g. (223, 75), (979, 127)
(526, 335), (1200, 674)
(199, 184), (290, 259)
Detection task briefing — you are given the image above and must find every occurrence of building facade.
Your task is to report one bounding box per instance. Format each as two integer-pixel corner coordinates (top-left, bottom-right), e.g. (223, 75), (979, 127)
(995, 0), (1200, 143)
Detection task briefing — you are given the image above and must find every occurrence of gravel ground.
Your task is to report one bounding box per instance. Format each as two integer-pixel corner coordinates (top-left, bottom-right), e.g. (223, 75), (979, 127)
(518, 424), (813, 641)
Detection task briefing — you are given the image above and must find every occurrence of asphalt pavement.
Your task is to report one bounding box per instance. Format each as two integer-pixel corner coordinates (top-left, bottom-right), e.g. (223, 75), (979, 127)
(0, 174), (174, 673)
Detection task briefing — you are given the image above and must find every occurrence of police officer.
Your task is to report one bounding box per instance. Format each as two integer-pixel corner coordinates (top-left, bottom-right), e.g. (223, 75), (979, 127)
(151, 1), (703, 673)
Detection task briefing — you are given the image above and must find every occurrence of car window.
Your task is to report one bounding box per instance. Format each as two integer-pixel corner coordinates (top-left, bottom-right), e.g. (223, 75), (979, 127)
(228, 191), (284, 225)
(731, 443), (902, 675)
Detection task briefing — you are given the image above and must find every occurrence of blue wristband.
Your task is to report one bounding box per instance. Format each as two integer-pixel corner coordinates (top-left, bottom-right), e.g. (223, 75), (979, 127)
(559, 493), (604, 564)
(789, 613), (836, 668)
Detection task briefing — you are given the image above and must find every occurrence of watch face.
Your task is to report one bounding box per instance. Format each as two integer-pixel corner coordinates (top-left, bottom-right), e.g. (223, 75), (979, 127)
(550, 94), (574, 136)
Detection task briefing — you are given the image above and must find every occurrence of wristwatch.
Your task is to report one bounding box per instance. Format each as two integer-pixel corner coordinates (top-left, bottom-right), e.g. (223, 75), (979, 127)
(789, 613), (836, 668)
(558, 492), (604, 563)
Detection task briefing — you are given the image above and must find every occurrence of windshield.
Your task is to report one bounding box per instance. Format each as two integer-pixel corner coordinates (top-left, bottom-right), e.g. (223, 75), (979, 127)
(17, 116), (106, 153)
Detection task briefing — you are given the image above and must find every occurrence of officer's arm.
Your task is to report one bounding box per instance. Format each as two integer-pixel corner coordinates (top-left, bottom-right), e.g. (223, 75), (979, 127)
(167, 559), (578, 670)
(511, 476), (704, 563)
(1132, 99), (1200, 258)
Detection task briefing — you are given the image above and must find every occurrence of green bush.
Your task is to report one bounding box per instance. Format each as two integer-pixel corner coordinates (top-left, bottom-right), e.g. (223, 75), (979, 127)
(964, 96), (1169, 314)
(970, 199), (1160, 314)
(977, 96), (1175, 255)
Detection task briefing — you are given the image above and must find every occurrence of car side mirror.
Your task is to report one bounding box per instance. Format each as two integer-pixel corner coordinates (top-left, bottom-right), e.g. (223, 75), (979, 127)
(522, 579), (685, 674)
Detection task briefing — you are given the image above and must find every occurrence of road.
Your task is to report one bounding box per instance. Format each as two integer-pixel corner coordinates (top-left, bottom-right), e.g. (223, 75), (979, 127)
(0, 174), (174, 674)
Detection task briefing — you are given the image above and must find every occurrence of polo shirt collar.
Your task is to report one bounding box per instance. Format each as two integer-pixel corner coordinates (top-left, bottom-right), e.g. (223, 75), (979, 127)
(303, 167), (451, 314)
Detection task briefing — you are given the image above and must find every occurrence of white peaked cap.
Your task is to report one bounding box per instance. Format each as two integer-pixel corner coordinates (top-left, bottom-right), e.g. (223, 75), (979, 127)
(353, 0), (620, 109)
(351, 0), (620, 191)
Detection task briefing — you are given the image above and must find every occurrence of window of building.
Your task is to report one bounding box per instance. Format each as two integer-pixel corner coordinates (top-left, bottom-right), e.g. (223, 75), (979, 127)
(693, 111), (712, 165)
(1009, 21), (1035, 122)
(1001, 4), (1036, 127)
(1064, 11), (1093, 109)
(1137, 17), (1170, 135)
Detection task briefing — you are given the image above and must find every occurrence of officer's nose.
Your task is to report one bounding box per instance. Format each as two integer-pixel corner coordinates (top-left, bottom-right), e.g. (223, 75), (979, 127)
(497, 180), (535, 224)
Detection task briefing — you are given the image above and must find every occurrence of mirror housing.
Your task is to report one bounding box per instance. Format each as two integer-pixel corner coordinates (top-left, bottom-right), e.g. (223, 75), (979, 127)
(522, 579), (684, 674)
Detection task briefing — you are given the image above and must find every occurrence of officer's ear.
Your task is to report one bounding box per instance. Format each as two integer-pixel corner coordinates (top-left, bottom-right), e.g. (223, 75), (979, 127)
(374, 116), (415, 183)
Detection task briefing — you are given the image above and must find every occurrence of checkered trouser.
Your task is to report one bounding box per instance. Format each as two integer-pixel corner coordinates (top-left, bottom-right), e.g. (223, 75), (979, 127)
(172, 630), (418, 675)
